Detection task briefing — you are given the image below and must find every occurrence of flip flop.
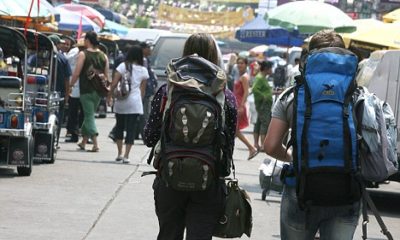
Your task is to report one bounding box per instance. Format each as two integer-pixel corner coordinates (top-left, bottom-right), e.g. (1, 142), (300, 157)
(77, 143), (85, 150)
(87, 147), (99, 152)
(247, 150), (259, 161)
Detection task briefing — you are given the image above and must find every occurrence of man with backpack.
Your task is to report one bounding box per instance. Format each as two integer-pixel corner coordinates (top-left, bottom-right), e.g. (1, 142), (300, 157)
(264, 30), (362, 240)
(143, 33), (236, 240)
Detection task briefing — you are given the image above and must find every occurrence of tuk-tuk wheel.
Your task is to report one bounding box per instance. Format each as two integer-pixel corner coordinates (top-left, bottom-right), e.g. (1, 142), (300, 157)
(17, 166), (32, 176)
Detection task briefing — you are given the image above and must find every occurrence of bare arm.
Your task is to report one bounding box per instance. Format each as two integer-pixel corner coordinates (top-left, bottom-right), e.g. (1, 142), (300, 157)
(107, 71), (122, 106)
(103, 54), (110, 82)
(240, 75), (250, 107)
(70, 52), (85, 87)
(264, 118), (292, 162)
(140, 79), (147, 99)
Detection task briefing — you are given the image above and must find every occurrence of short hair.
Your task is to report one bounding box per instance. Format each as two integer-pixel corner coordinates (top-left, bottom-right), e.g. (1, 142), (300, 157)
(259, 61), (273, 71)
(125, 45), (144, 66)
(308, 30), (345, 51)
(182, 33), (219, 65)
(236, 56), (248, 65)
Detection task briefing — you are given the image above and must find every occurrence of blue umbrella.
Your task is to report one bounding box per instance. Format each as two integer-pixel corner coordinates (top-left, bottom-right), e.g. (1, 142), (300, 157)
(104, 20), (128, 37)
(95, 8), (121, 24)
(55, 8), (101, 32)
(235, 16), (304, 47)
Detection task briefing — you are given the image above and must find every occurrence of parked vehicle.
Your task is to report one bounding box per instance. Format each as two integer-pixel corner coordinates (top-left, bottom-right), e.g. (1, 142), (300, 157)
(123, 28), (171, 44)
(0, 26), (33, 176)
(150, 33), (224, 88)
(356, 50), (400, 183)
(21, 29), (61, 164)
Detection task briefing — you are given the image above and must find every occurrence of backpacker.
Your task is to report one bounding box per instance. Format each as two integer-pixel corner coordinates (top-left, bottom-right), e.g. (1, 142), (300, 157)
(151, 54), (230, 191)
(113, 62), (132, 100)
(354, 86), (398, 182)
(290, 47), (361, 208)
(272, 64), (287, 88)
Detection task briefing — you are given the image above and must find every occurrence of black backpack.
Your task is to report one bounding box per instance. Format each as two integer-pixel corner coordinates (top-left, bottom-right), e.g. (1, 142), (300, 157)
(272, 64), (287, 88)
(148, 54), (232, 191)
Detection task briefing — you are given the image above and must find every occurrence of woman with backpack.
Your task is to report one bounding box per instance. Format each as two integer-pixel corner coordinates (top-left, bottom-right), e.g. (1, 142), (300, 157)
(107, 45), (149, 163)
(69, 31), (109, 153)
(143, 33), (237, 240)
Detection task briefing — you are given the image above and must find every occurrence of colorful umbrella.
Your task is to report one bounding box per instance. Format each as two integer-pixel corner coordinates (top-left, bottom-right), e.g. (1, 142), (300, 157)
(346, 22), (400, 49)
(55, 8), (101, 32)
(341, 19), (384, 47)
(57, 3), (105, 28)
(103, 20), (128, 37)
(383, 8), (400, 23)
(235, 16), (304, 47)
(266, 1), (356, 34)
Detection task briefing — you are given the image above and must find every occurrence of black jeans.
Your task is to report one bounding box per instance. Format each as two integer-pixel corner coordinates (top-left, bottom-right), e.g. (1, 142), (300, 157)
(153, 177), (225, 240)
(66, 97), (83, 140)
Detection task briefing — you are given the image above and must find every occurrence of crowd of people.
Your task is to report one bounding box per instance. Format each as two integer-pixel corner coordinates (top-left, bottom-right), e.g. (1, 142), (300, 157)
(52, 29), (386, 240)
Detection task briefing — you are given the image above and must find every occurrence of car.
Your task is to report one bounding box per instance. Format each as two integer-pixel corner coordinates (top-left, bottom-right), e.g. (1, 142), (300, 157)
(123, 28), (172, 44)
(150, 33), (223, 88)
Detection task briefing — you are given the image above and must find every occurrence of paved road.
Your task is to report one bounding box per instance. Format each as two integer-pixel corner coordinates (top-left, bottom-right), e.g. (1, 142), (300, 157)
(0, 114), (400, 240)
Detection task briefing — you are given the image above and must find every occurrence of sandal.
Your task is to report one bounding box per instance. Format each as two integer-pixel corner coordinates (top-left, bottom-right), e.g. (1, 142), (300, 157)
(87, 147), (99, 152)
(247, 149), (259, 161)
(77, 143), (85, 150)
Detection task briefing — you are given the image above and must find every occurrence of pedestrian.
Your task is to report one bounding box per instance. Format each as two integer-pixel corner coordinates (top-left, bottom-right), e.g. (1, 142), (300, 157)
(65, 40), (85, 143)
(234, 56), (258, 160)
(264, 30), (361, 240)
(69, 31), (109, 152)
(107, 45), (148, 163)
(252, 61), (273, 152)
(143, 33), (237, 240)
(134, 41), (157, 141)
(48, 34), (72, 148)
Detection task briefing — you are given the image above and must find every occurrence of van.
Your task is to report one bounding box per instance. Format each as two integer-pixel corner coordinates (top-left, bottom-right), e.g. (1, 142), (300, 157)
(150, 33), (223, 87)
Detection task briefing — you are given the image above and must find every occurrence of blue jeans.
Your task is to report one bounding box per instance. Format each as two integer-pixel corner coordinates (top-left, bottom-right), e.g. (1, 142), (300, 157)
(281, 186), (360, 240)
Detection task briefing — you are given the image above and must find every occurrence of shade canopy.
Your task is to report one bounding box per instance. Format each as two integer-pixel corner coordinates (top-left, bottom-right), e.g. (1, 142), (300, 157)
(341, 19), (385, 47)
(0, 0), (54, 18)
(57, 3), (105, 28)
(55, 8), (101, 32)
(347, 22), (400, 49)
(95, 8), (121, 24)
(235, 16), (304, 47)
(383, 8), (400, 23)
(267, 1), (356, 34)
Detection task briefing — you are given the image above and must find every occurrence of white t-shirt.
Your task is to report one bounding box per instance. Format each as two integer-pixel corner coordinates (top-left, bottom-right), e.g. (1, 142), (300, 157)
(67, 47), (80, 98)
(114, 63), (149, 114)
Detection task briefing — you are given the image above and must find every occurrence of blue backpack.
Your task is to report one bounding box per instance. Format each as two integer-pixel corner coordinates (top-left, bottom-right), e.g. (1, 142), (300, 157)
(290, 47), (361, 208)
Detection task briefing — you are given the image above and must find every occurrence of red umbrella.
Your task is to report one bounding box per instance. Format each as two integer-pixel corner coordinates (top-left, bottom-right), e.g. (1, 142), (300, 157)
(57, 3), (105, 28)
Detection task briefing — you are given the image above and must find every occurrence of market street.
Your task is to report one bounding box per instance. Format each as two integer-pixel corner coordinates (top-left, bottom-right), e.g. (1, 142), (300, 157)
(1, 114), (400, 240)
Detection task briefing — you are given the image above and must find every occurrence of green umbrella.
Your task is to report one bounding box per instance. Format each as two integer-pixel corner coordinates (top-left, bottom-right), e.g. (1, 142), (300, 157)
(266, 1), (356, 34)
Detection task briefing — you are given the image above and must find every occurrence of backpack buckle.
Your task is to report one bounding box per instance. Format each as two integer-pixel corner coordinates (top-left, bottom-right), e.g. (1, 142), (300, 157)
(343, 106), (349, 118)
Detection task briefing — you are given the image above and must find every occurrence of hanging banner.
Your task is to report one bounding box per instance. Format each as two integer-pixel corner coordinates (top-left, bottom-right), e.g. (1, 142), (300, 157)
(157, 4), (254, 27)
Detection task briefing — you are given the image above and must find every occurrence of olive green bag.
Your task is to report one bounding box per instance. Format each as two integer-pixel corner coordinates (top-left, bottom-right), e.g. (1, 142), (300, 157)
(213, 170), (252, 238)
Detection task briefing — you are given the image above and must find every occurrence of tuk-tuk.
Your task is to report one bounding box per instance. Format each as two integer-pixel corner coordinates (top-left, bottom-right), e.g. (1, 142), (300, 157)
(20, 29), (61, 164)
(356, 50), (400, 182)
(0, 26), (33, 176)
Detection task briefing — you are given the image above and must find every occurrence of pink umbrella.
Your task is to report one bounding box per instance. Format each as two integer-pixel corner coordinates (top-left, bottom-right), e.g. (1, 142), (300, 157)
(57, 3), (105, 28)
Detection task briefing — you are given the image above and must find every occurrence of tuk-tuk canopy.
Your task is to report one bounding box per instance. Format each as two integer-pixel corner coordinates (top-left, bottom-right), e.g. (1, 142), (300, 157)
(17, 29), (57, 53)
(0, 26), (27, 59)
